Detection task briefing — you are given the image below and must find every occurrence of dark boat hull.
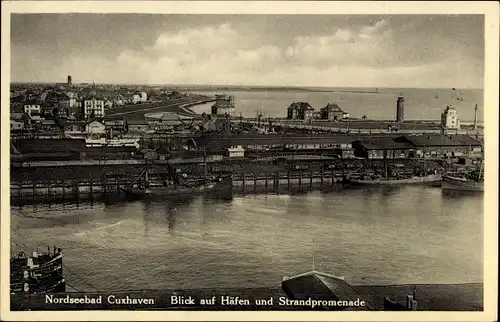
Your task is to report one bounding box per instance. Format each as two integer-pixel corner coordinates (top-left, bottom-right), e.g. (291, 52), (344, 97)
(442, 176), (484, 192)
(123, 178), (233, 200)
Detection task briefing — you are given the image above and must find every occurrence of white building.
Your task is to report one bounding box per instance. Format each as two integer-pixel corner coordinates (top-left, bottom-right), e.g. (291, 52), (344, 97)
(441, 105), (460, 130)
(133, 94), (142, 104)
(228, 145), (245, 158)
(23, 104), (41, 116)
(140, 91), (148, 102)
(83, 97), (105, 119)
(85, 120), (106, 136)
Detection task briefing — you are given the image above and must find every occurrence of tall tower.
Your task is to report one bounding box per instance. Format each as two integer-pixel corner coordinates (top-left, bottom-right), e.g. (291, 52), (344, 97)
(473, 104), (478, 130)
(67, 75), (72, 86)
(396, 95), (405, 123)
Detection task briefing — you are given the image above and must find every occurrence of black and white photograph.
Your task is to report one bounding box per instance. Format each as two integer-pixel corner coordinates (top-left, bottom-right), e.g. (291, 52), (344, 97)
(1, 1), (498, 321)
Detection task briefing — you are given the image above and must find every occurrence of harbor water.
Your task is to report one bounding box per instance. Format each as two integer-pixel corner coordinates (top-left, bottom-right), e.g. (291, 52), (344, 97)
(188, 87), (484, 122)
(11, 185), (483, 292)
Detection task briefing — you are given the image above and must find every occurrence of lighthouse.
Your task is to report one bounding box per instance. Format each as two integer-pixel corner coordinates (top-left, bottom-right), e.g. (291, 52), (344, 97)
(396, 95), (405, 123)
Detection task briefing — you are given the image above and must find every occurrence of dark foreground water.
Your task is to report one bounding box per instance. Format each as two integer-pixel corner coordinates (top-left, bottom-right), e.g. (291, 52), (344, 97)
(11, 186), (483, 292)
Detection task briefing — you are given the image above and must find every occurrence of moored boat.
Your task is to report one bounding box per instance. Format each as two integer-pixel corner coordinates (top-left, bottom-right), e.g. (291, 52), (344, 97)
(348, 174), (442, 185)
(441, 175), (484, 192)
(11, 246), (65, 294)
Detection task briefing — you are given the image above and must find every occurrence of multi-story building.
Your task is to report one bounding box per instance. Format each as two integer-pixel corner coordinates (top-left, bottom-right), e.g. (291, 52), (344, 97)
(320, 103), (349, 121)
(83, 97), (105, 119)
(23, 102), (41, 116)
(441, 105), (460, 130)
(287, 102), (315, 121)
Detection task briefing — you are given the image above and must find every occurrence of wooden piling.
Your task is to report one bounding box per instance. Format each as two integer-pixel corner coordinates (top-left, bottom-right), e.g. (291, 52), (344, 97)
(253, 173), (257, 192)
(299, 171), (302, 191)
(265, 173), (268, 192)
(320, 169), (324, 190)
(309, 172), (313, 190)
(287, 172), (291, 191)
(242, 173), (245, 193)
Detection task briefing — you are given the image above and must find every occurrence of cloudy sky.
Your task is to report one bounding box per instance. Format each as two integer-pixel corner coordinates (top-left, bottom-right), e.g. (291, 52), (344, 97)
(11, 14), (484, 88)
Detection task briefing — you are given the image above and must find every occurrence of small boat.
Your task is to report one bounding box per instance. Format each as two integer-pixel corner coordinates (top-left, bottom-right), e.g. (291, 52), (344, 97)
(348, 174), (442, 185)
(11, 246), (65, 294)
(441, 175), (483, 192)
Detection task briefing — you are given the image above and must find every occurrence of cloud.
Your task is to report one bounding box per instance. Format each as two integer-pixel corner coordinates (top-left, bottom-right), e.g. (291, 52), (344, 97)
(12, 19), (484, 88)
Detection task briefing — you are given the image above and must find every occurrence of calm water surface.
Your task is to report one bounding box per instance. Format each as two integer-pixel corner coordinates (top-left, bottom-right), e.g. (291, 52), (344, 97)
(189, 87), (483, 122)
(11, 186), (483, 292)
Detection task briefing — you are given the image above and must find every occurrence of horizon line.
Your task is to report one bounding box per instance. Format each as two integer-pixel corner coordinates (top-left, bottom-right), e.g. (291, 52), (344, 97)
(9, 82), (484, 91)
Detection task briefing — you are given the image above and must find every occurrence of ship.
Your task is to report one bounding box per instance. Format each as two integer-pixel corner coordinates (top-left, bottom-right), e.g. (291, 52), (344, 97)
(11, 246), (65, 294)
(347, 153), (441, 185)
(441, 175), (483, 192)
(348, 174), (442, 185)
(442, 161), (484, 192)
(122, 168), (233, 200)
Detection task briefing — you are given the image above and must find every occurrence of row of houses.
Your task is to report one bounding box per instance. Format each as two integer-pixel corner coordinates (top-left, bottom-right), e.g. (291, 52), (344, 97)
(287, 102), (350, 122)
(195, 133), (482, 160)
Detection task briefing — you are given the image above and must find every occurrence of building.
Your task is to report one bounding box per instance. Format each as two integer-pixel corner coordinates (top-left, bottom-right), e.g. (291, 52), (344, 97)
(320, 103), (349, 121)
(228, 145), (245, 158)
(23, 102), (41, 116)
(10, 119), (24, 131)
(140, 91), (148, 102)
(67, 75), (72, 87)
(287, 102), (315, 121)
(441, 105), (460, 131)
(127, 120), (150, 133)
(398, 134), (481, 159)
(85, 120), (106, 136)
(133, 93), (142, 104)
(105, 120), (126, 133)
(396, 96), (405, 123)
(83, 97), (105, 119)
(211, 95), (235, 116)
(352, 138), (415, 159)
(11, 103), (24, 120)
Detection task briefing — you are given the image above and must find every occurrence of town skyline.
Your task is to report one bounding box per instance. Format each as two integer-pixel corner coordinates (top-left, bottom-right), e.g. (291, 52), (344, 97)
(11, 14), (484, 89)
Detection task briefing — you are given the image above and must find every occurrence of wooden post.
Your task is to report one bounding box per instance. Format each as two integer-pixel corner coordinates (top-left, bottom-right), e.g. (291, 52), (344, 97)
(253, 173), (257, 192)
(103, 172), (107, 196)
(320, 169), (324, 190)
(242, 173), (245, 193)
(276, 172), (280, 192)
(287, 172), (291, 191)
(299, 171), (302, 191)
(32, 181), (36, 200)
(332, 171), (335, 186)
(265, 173), (268, 192)
(62, 180), (65, 199)
(90, 179), (94, 200)
(309, 171), (313, 190)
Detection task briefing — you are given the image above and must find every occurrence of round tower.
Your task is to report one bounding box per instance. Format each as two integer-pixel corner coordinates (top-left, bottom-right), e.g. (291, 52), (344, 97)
(396, 95), (405, 123)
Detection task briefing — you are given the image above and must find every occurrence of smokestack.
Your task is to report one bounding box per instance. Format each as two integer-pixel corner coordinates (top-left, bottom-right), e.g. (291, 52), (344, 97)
(473, 104), (478, 130)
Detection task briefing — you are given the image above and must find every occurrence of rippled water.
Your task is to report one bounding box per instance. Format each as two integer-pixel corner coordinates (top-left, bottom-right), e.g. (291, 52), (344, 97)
(10, 185), (483, 292)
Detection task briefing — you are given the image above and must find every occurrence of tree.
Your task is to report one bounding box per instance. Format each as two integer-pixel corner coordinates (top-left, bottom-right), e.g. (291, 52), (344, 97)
(362, 115), (367, 120)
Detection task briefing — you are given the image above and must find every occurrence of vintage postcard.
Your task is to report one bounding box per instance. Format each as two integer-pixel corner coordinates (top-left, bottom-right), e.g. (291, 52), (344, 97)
(1, 1), (498, 321)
